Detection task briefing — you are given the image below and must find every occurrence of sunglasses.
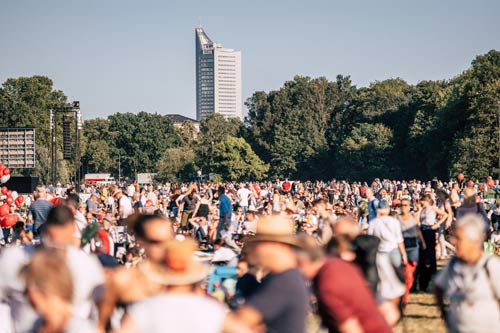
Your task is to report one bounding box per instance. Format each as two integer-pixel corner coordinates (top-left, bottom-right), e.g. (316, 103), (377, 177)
(143, 237), (168, 245)
(401, 204), (410, 207)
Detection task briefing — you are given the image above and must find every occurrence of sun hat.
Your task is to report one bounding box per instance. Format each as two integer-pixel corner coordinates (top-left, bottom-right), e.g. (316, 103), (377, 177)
(111, 189), (122, 197)
(141, 238), (209, 286)
(247, 205), (257, 213)
(247, 215), (300, 247)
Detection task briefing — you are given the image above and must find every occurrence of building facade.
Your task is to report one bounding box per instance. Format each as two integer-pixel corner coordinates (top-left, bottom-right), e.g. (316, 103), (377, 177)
(195, 27), (242, 121)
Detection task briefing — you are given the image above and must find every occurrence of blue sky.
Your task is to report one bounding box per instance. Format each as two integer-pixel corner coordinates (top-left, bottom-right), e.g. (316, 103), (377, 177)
(1, 0), (499, 120)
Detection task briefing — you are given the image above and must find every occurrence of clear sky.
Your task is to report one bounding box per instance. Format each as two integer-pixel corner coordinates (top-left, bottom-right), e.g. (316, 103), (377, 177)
(1, 0), (499, 120)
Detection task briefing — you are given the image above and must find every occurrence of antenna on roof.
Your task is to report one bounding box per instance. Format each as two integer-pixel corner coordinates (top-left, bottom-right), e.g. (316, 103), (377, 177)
(198, 17), (202, 28)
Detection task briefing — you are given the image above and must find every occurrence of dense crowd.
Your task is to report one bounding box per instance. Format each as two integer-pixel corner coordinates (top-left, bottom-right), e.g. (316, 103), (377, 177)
(1, 177), (500, 333)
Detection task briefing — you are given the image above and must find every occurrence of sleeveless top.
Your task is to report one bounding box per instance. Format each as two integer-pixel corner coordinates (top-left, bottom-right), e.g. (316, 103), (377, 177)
(398, 214), (418, 239)
(420, 207), (437, 226)
(196, 203), (210, 219)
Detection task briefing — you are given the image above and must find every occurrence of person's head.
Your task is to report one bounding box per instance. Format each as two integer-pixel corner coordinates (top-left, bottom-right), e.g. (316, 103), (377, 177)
(34, 186), (47, 200)
(436, 189), (449, 201)
(78, 203), (86, 214)
(420, 194), (434, 208)
(247, 216), (299, 273)
(43, 205), (76, 245)
(126, 247), (141, 263)
(217, 186), (225, 196)
(246, 209), (256, 221)
(377, 199), (391, 216)
(236, 260), (249, 277)
(332, 216), (361, 239)
(21, 248), (73, 331)
(295, 234), (326, 279)
(400, 198), (411, 214)
(462, 188), (477, 208)
(129, 214), (173, 264)
(112, 189), (123, 201)
(213, 238), (224, 251)
(365, 187), (374, 199)
(103, 216), (113, 230)
(453, 215), (485, 263)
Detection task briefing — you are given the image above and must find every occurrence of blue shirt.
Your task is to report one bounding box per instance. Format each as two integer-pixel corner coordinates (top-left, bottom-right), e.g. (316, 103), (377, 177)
(217, 194), (233, 236)
(368, 197), (379, 222)
(219, 194), (232, 220)
(28, 199), (54, 231)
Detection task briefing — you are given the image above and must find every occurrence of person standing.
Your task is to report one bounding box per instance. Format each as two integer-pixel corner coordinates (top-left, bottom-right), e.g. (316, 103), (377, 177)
(237, 184), (252, 216)
(367, 199), (406, 324)
(232, 216), (308, 333)
(398, 198), (425, 305)
(297, 234), (391, 333)
(120, 238), (254, 333)
(86, 193), (99, 217)
(0, 205), (105, 333)
(112, 189), (133, 226)
(418, 194), (448, 292)
(217, 186), (233, 239)
(179, 189), (198, 233)
(450, 182), (461, 217)
(435, 215), (500, 333)
(366, 188), (379, 222)
(27, 186), (53, 236)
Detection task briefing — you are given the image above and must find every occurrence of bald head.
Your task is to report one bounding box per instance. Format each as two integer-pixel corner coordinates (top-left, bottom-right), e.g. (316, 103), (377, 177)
(333, 216), (361, 239)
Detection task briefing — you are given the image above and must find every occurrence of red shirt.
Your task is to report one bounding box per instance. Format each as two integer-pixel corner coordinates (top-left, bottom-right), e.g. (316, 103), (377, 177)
(97, 229), (111, 255)
(314, 258), (391, 333)
(282, 181), (291, 192)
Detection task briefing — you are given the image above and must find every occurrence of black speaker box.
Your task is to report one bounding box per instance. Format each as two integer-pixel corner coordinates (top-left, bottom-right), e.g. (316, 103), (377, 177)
(4, 176), (39, 194)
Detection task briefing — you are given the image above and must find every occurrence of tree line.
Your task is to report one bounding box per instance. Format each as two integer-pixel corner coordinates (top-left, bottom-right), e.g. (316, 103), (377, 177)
(1, 50), (499, 183)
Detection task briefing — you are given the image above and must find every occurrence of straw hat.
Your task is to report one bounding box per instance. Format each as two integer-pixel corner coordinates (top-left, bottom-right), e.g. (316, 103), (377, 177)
(247, 205), (257, 213)
(111, 189), (122, 197)
(142, 238), (209, 286)
(247, 215), (300, 247)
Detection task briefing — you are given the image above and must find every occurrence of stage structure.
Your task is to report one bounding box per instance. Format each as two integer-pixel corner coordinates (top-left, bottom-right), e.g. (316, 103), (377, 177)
(50, 101), (82, 191)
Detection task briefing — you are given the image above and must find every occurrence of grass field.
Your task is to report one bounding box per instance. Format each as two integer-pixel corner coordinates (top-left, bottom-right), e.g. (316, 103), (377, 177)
(395, 292), (446, 333)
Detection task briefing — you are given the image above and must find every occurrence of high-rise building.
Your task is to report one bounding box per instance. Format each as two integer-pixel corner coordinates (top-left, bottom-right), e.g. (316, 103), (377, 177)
(195, 27), (242, 121)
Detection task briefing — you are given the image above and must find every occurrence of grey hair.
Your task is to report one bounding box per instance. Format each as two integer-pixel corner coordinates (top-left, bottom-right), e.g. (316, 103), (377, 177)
(456, 214), (486, 243)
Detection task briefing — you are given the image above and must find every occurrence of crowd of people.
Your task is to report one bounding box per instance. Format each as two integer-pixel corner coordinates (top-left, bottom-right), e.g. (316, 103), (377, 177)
(1, 177), (500, 333)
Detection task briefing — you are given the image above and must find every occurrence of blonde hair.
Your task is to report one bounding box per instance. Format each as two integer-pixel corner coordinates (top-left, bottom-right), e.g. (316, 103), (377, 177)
(21, 248), (73, 302)
(462, 188), (477, 208)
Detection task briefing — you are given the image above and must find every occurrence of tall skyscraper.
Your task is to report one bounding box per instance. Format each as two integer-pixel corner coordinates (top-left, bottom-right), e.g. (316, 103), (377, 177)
(195, 27), (242, 121)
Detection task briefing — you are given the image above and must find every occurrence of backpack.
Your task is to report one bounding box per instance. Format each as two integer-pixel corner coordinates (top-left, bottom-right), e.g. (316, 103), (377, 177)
(352, 234), (380, 294)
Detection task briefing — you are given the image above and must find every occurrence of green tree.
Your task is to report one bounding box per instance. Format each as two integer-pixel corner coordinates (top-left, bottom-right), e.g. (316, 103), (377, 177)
(196, 113), (243, 172)
(212, 136), (269, 181)
(0, 76), (70, 182)
(81, 118), (114, 173)
(156, 147), (197, 182)
(178, 120), (198, 148)
(337, 123), (394, 180)
(107, 112), (180, 178)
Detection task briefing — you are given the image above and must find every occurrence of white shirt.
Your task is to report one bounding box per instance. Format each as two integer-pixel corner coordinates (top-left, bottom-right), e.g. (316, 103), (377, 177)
(237, 188), (251, 207)
(435, 255), (500, 333)
(0, 246), (104, 333)
(74, 211), (87, 239)
(367, 216), (404, 253)
(127, 185), (135, 197)
(212, 247), (238, 264)
(128, 294), (226, 333)
(118, 195), (133, 219)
